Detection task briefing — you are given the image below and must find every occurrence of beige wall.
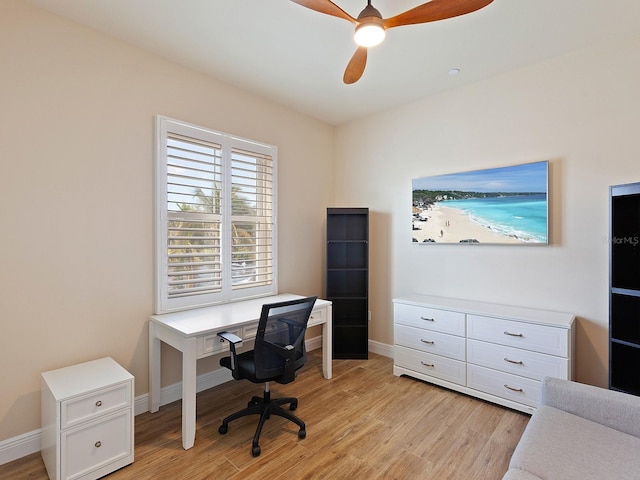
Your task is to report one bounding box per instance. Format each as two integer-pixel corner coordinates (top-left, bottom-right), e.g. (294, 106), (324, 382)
(334, 35), (640, 389)
(0, 1), (334, 441)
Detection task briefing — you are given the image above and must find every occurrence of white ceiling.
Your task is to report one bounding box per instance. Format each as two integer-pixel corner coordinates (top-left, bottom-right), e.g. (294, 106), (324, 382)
(24, 0), (640, 125)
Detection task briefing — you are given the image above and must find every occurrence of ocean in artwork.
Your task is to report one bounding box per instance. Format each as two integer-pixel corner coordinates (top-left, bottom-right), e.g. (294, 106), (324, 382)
(442, 194), (547, 243)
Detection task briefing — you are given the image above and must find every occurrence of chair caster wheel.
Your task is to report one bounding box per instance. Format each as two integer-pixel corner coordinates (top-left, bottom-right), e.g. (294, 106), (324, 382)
(298, 429), (306, 439)
(252, 445), (261, 457)
(290, 401), (298, 411)
(219, 424), (228, 435)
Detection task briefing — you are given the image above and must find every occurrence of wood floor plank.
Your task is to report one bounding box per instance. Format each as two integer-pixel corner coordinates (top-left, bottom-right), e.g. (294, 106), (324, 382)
(0, 352), (528, 479)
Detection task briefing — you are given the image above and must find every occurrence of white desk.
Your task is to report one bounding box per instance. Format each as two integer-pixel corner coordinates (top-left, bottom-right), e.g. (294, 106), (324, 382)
(148, 293), (332, 450)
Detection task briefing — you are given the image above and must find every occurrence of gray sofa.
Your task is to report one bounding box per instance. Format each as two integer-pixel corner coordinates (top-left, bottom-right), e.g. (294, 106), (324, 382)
(503, 376), (640, 480)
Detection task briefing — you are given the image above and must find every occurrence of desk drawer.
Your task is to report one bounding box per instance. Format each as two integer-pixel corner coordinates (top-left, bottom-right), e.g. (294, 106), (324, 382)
(467, 339), (568, 381)
(61, 382), (131, 429)
(394, 303), (465, 336)
(242, 322), (259, 340)
(196, 328), (241, 359)
(467, 364), (541, 408)
(467, 314), (569, 357)
(395, 324), (465, 361)
(308, 307), (325, 328)
(395, 345), (465, 386)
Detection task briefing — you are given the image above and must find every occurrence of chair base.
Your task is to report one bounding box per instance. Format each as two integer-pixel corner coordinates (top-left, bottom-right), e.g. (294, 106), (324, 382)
(219, 386), (306, 457)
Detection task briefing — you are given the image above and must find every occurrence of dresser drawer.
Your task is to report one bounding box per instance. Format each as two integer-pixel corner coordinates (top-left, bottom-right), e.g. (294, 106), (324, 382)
(62, 409), (132, 480)
(61, 382), (132, 429)
(467, 339), (569, 381)
(394, 303), (465, 336)
(196, 328), (242, 358)
(395, 324), (466, 361)
(395, 345), (466, 386)
(467, 314), (569, 357)
(467, 364), (541, 408)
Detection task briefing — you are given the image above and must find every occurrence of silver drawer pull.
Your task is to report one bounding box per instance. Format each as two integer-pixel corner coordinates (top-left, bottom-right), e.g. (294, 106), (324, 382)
(95, 400), (103, 407)
(421, 339), (435, 345)
(504, 331), (524, 337)
(95, 441), (102, 448)
(421, 361), (435, 368)
(420, 316), (435, 322)
(504, 357), (524, 365)
(504, 384), (524, 393)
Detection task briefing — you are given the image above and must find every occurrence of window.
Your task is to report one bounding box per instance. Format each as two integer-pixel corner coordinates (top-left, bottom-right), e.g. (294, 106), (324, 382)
(155, 116), (277, 313)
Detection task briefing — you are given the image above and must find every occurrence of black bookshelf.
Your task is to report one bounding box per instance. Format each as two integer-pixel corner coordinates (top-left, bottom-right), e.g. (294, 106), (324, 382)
(326, 208), (369, 359)
(610, 182), (640, 396)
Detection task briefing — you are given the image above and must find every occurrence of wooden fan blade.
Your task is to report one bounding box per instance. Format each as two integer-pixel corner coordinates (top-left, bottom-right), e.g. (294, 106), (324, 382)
(343, 47), (368, 84)
(290, 0), (356, 24)
(383, 0), (494, 29)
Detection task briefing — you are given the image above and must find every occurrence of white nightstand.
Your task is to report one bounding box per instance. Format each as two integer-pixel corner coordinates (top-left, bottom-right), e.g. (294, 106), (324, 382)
(41, 357), (134, 480)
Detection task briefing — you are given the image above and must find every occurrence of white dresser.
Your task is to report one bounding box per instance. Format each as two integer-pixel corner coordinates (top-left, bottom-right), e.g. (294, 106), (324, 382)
(393, 294), (575, 414)
(41, 357), (134, 480)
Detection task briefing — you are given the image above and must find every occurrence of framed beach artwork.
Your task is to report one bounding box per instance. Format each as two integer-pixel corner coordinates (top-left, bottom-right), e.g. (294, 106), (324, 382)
(412, 160), (549, 245)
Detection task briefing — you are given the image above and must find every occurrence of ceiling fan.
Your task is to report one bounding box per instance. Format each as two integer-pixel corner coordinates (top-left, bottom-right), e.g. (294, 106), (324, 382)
(290, 0), (494, 84)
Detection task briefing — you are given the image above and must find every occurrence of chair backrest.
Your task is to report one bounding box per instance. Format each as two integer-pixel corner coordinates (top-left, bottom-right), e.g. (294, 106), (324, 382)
(254, 296), (317, 383)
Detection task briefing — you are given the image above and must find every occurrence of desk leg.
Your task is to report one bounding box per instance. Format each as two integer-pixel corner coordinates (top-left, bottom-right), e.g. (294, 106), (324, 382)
(182, 337), (197, 450)
(149, 323), (161, 413)
(322, 304), (333, 379)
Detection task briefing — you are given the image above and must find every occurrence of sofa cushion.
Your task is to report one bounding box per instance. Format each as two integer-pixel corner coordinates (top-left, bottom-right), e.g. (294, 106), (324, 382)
(541, 377), (640, 437)
(502, 468), (542, 480)
(509, 405), (640, 480)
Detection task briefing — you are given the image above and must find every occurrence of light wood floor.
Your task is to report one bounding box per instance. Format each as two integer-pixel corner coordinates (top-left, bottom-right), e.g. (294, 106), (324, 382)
(1, 352), (529, 480)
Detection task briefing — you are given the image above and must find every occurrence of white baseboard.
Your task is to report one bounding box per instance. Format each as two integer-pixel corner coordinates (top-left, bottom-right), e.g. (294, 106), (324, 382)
(0, 429), (42, 466)
(0, 335), (393, 466)
(369, 339), (394, 358)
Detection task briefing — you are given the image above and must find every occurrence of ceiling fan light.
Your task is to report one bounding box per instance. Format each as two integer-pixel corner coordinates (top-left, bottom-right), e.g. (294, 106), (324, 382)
(354, 22), (385, 47)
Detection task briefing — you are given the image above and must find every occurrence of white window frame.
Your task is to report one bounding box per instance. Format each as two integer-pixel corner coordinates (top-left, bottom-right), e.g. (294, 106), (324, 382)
(154, 116), (277, 313)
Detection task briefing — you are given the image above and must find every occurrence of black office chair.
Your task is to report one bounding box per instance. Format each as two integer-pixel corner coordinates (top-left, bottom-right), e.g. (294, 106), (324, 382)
(217, 296), (317, 457)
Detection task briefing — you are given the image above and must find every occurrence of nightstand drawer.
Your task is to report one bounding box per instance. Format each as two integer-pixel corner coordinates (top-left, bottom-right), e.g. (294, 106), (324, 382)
(467, 364), (541, 408)
(61, 382), (131, 429)
(395, 345), (466, 385)
(62, 409), (132, 480)
(467, 314), (569, 357)
(395, 324), (466, 361)
(467, 339), (569, 381)
(394, 303), (465, 336)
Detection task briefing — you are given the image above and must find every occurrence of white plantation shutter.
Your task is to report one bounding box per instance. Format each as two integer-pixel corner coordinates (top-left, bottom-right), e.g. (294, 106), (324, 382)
(230, 147), (274, 290)
(166, 133), (223, 299)
(155, 117), (277, 313)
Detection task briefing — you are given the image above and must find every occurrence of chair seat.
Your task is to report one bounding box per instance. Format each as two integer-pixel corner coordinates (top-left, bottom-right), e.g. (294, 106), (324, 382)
(220, 350), (304, 384)
(220, 351), (269, 383)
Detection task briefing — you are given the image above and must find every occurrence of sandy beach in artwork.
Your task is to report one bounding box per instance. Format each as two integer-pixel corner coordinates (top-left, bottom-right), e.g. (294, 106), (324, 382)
(412, 204), (526, 244)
